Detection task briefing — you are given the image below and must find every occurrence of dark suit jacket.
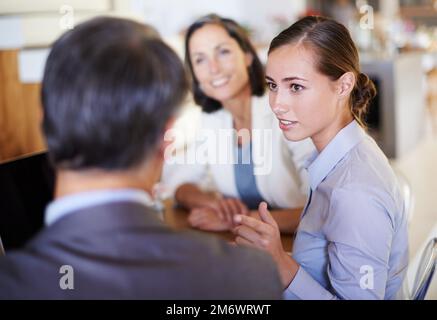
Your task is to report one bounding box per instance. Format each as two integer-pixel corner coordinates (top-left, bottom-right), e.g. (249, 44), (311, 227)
(0, 201), (282, 299)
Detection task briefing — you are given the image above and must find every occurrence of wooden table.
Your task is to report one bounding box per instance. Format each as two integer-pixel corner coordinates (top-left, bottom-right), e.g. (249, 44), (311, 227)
(163, 200), (294, 252)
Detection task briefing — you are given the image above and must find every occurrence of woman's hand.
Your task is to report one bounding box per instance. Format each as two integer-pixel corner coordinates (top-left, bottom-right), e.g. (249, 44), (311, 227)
(233, 201), (300, 287)
(188, 207), (232, 231)
(188, 197), (249, 232)
(205, 197), (249, 226)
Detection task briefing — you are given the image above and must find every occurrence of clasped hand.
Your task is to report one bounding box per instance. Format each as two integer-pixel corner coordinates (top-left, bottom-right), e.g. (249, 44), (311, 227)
(188, 197), (249, 231)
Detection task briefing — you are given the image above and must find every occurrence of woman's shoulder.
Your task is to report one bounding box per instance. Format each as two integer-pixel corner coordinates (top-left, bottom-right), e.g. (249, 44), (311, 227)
(347, 136), (393, 179)
(332, 137), (402, 208)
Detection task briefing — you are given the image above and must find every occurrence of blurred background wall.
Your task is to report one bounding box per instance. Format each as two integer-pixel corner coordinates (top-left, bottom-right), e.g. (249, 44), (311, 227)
(0, 0), (436, 162)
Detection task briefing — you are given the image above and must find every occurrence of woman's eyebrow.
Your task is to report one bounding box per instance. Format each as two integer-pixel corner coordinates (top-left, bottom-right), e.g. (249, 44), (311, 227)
(265, 75), (308, 82)
(214, 42), (231, 50)
(282, 76), (308, 82)
(191, 42), (230, 56)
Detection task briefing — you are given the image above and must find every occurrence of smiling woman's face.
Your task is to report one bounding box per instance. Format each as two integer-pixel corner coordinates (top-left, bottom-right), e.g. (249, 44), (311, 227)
(265, 43), (351, 150)
(188, 24), (252, 105)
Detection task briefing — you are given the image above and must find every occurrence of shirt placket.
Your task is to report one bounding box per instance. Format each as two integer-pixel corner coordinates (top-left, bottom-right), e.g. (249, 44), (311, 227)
(300, 188), (313, 220)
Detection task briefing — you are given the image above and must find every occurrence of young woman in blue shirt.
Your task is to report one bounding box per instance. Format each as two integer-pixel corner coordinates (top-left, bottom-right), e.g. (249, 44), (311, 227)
(233, 16), (409, 300)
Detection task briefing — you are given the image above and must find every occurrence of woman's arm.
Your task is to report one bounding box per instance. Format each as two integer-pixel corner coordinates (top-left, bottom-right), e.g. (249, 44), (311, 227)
(234, 202), (337, 299)
(178, 184), (302, 233)
(175, 183), (248, 215)
(235, 189), (398, 300)
(174, 183), (219, 209)
(234, 202), (300, 286)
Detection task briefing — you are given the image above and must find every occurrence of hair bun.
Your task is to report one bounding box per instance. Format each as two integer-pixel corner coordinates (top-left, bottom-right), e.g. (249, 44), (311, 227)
(351, 73), (377, 125)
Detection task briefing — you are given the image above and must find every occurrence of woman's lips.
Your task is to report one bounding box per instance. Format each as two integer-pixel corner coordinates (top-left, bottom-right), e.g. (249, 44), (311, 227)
(211, 76), (230, 88)
(278, 118), (299, 131)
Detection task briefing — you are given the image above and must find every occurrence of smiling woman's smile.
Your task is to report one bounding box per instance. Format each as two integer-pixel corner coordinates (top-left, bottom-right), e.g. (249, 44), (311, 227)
(210, 76), (231, 88)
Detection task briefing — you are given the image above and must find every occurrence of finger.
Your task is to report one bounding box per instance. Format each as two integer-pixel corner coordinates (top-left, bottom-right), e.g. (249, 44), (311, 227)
(188, 209), (207, 226)
(227, 199), (243, 226)
(237, 200), (249, 216)
(209, 201), (224, 220)
(210, 206), (226, 222)
(227, 200), (248, 228)
(199, 217), (229, 232)
(197, 221), (214, 231)
(188, 213), (204, 227)
(218, 200), (232, 221)
(235, 235), (260, 249)
(258, 202), (277, 227)
(194, 214), (215, 230)
(188, 209), (200, 223)
(227, 199), (241, 215)
(222, 199), (234, 224)
(189, 216), (202, 228)
(233, 225), (265, 246)
(234, 214), (271, 235)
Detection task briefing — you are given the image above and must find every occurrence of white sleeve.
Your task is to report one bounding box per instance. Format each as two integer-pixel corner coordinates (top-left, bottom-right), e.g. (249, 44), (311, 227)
(161, 142), (209, 198)
(160, 110), (209, 198)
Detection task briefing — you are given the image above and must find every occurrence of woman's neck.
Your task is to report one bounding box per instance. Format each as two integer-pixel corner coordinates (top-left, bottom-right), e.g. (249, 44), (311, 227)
(312, 112), (354, 153)
(222, 85), (252, 131)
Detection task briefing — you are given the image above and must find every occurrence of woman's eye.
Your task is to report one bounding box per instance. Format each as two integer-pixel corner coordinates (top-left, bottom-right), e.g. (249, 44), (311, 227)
(290, 84), (304, 92)
(267, 82), (277, 91)
(194, 57), (204, 65)
(219, 48), (230, 56)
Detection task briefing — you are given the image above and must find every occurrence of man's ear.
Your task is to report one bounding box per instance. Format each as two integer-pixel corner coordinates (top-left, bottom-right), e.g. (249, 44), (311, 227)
(337, 72), (355, 99)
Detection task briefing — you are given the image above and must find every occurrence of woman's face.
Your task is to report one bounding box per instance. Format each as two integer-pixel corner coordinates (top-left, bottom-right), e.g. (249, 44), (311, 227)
(189, 24), (252, 104)
(265, 43), (352, 151)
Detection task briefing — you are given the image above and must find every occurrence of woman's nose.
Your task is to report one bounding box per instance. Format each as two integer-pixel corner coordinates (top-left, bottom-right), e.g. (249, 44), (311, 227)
(272, 105), (288, 116)
(271, 97), (289, 115)
(208, 58), (220, 74)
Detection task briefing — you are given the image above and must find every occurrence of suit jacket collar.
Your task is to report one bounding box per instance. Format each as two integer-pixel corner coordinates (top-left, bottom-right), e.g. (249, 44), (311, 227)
(29, 201), (165, 249)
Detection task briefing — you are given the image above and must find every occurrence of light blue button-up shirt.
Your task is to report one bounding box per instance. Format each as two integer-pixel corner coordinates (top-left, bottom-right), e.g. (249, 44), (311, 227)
(45, 188), (161, 226)
(284, 120), (409, 300)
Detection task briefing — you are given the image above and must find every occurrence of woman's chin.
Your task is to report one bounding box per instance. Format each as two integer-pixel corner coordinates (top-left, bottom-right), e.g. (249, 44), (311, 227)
(283, 131), (306, 142)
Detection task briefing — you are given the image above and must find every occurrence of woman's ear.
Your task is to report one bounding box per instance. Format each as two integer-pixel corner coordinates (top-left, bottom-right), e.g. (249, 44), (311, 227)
(337, 72), (355, 98)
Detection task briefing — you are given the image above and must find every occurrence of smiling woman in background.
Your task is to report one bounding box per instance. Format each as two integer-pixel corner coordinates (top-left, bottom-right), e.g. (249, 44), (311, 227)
(233, 16), (409, 300)
(162, 14), (315, 233)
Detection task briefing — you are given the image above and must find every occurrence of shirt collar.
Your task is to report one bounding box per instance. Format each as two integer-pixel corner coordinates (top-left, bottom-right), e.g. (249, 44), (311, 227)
(45, 188), (160, 226)
(306, 120), (366, 191)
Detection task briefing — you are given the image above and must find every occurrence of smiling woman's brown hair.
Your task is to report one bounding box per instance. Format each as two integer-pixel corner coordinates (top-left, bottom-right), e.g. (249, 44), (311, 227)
(269, 16), (376, 128)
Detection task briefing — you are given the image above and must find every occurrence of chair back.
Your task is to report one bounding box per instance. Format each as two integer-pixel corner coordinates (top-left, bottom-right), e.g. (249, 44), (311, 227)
(411, 237), (437, 300)
(393, 168), (415, 224)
